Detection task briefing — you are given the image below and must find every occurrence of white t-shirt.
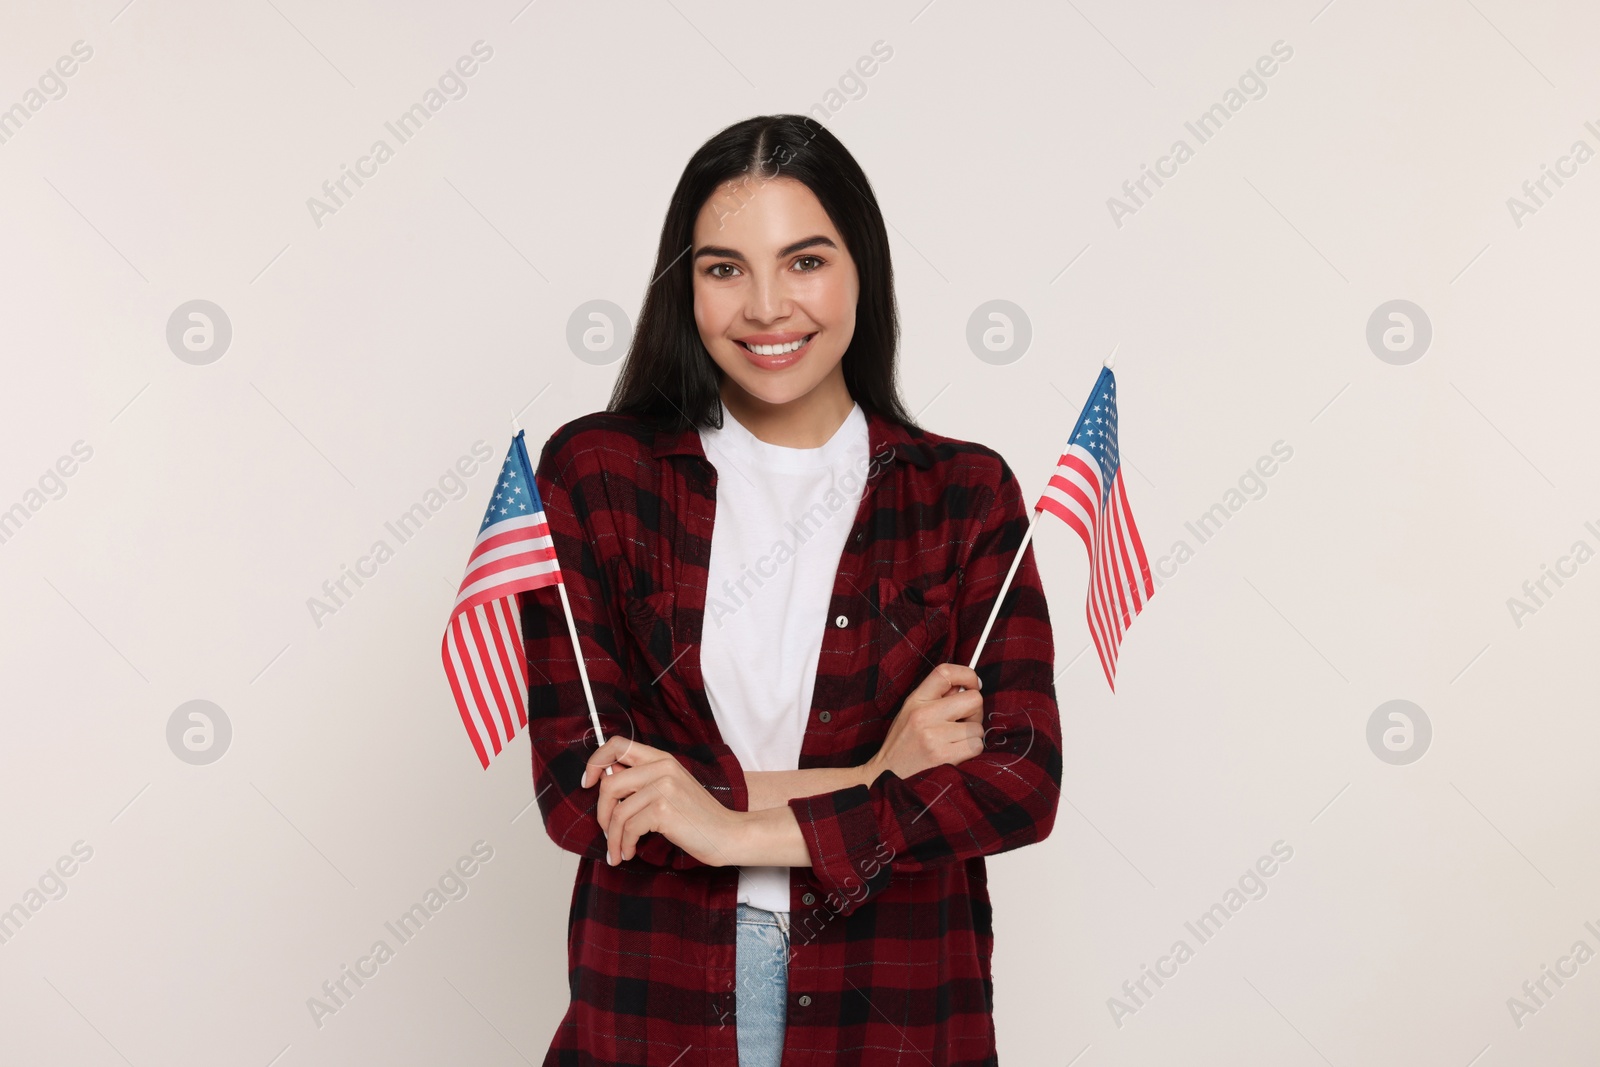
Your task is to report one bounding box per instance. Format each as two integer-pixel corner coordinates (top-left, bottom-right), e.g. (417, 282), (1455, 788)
(697, 397), (870, 913)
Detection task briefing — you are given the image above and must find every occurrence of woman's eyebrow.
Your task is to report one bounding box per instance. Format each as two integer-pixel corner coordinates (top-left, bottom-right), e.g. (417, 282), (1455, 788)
(692, 235), (838, 263)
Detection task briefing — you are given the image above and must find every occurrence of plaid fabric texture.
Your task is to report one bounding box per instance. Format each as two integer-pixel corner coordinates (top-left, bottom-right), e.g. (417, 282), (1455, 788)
(520, 405), (1062, 1066)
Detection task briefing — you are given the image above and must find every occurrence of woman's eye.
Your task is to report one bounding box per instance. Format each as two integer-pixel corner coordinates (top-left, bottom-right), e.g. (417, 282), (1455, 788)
(705, 263), (739, 279)
(793, 255), (823, 271)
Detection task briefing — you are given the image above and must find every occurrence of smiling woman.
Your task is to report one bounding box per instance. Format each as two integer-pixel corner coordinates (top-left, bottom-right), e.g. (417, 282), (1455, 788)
(610, 117), (906, 445)
(690, 178), (859, 442)
(522, 114), (1060, 1067)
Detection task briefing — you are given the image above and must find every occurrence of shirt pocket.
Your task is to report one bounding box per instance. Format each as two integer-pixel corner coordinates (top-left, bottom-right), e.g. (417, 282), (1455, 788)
(873, 572), (960, 707)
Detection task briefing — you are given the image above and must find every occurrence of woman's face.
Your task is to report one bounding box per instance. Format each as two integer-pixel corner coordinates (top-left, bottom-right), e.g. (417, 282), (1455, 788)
(690, 175), (859, 410)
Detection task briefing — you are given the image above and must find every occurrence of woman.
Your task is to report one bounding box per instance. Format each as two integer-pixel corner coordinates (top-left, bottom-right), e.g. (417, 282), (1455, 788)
(520, 115), (1061, 1067)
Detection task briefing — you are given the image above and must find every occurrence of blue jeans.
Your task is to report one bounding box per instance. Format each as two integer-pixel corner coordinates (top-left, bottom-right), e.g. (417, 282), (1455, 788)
(735, 902), (789, 1066)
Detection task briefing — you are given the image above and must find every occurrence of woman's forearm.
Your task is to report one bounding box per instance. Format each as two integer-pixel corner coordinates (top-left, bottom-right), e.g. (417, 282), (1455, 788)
(729, 804), (814, 866)
(745, 765), (876, 811)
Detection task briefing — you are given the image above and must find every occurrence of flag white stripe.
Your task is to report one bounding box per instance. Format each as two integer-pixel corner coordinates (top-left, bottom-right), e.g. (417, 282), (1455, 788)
(1039, 446), (1101, 550)
(460, 609), (503, 746)
(1099, 504), (1126, 638)
(460, 552), (556, 603)
(449, 614), (501, 752)
(1100, 505), (1126, 646)
(1103, 494), (1133, 628)
(1090, 516), (1119, 675)
(445, 621), (479, 749)
(1109, 480), (1143, 613)
(1042, 457), (1097, 507)
(455, 558), (561, 608)
(462, 612), (506, 745)
(1040, 485), (1095, 543)
(1088, 565), (1115, 669)
(1081, 502), (1107, 652)
(1116, 471), (1154, 599)
(476, 602), (517, 735)
(470, 511), (547, 550)
(495, 597), (528, 714)
(1113, 478), (1148, 613)
(1091, 506), (1120, 646)
(1110, 490), (1138, 626)
(467, 536), (553, 573)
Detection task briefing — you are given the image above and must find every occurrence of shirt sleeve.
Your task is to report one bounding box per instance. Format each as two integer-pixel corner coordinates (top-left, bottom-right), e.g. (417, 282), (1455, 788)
(787, 454), (1062, 915)
(520, 432), (749, 872)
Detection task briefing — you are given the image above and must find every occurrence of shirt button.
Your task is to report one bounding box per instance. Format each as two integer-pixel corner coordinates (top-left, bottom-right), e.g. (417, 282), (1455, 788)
(797, 994), (812, 1007)
(854, 530), (864, 543)
(818, 711), (831, 723)
(801, 892), (816, 905)
(835, 615), (848, 628)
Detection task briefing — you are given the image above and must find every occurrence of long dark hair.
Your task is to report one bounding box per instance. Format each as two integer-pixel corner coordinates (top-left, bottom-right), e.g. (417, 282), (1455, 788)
(607, 115), (919, 434)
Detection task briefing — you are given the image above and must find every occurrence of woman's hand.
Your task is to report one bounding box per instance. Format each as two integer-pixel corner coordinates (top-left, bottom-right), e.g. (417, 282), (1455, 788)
(862, 663), (986, 782)
(580, 736), (741, 867)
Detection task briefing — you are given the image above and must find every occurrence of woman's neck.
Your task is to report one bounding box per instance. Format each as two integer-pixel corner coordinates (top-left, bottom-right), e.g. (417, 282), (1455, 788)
(719, 371), (855, 449)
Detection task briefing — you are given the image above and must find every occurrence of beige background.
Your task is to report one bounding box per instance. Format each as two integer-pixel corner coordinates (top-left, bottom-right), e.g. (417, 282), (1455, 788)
(2, 0), (1598, 1063)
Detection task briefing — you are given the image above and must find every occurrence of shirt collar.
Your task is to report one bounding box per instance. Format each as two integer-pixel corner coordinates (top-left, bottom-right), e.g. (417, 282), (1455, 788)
(650, 405), (932, 470)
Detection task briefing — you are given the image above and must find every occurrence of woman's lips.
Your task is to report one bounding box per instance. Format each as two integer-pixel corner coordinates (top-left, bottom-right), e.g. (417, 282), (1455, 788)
(736, 332), (815, 370)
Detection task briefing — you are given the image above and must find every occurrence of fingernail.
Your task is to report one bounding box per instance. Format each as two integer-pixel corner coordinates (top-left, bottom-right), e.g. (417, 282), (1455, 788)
(977, 678), (983, 689)
(607, 853), (617, 866)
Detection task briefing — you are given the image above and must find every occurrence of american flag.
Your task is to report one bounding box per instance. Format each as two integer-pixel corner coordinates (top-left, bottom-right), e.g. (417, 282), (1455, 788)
(441, 431), (560, 768)
(1036, 368), (1154, 689)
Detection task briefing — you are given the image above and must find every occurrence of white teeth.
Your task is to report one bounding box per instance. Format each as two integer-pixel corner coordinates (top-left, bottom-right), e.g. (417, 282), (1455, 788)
(742, 335), (810, 356)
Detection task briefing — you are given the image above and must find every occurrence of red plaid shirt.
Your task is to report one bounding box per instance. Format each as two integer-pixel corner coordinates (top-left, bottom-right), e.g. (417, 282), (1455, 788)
(520, 404), (1062, 1066)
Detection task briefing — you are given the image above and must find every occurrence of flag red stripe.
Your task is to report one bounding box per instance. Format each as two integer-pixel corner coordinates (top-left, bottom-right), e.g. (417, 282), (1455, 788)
(1061, 454), (1100, 496)
(1098, 505), (1129, 634)
(1111, 477), (1148, 612)
(467, 605), (517, 742)
(463, 615), (507, 756)
(492, 597), (529, 728)
(453, 568), (560, 620)
(464, 534), (556, 575)
(1041, 495), (1094, 552)
(1090, 540), (1115, 651)
(1100, 505), (1126, 630)
(1046, 473), (1097, 521)
(1086, 600), (1114, 690)
(468, 522), (554, 565)
(1116, 471), (1154, 597)
(1108, 484), (1142, 616)
(441, 631), (490, 769)
(1072, 453), (1119, 656)
(1087, 502), (1116, 643)
(453, 614), (504, 758)
(482, 599), (526, 731)
(1110, 500), (1137, 627)
(1094, 510), (1121, 688)
(463, 547), (556, 590)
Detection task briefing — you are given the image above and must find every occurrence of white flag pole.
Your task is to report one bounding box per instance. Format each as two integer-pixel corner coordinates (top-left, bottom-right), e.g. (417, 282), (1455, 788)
(966, 343), (1119, 671)
(552, 580), (612, 775)
(966, 507), (1043, 669)
(524, 411), (613, 778)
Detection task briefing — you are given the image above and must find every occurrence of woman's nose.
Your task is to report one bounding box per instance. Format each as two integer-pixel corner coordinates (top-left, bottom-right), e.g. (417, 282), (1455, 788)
(744, 271), (791, 322)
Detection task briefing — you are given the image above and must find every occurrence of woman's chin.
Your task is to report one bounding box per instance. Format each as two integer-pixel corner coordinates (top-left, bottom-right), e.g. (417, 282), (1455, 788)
(727, 380), (820, 410)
